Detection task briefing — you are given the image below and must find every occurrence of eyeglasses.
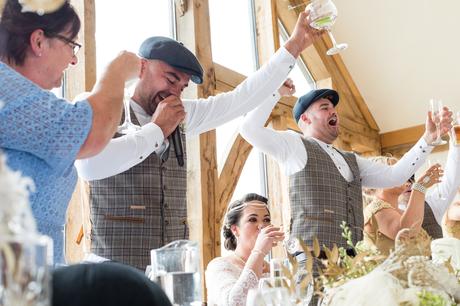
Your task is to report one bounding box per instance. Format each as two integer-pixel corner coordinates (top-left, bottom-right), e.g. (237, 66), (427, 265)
(54, 34), (82, 56)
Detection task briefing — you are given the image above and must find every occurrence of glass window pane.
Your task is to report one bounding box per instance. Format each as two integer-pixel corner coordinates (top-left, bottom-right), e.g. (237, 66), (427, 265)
(95, 1), (173, 78)
(209, 0), (256, 76)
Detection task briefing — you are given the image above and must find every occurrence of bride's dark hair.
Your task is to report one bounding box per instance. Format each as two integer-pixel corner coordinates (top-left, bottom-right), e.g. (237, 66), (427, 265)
(222, 193), (269, 251)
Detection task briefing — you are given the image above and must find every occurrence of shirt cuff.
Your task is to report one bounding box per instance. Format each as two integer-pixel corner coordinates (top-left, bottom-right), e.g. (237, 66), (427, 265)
(416, 136), (433, 154)
(137, 122), (165, 157)
(275, 46), (297, 75)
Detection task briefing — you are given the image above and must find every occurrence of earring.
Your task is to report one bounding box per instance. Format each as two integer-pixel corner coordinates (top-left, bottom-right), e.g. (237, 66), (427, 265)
(38, 53), (42, 57)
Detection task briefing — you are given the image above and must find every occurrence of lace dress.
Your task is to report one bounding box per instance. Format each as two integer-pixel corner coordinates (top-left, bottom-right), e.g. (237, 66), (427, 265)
(205, 256), (268, 306)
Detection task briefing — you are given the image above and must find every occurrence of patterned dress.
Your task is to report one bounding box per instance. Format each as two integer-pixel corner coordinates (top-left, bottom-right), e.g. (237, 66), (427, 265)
(363, 198), (430, 255)
(0, 62), (92, 264)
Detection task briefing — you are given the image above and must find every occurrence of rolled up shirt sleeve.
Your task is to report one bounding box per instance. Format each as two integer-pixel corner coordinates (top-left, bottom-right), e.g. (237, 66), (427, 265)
(75, 122), (164, 180)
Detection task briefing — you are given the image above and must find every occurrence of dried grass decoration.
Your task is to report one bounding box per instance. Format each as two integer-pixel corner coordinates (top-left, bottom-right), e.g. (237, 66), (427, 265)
(321, 227), (460, 306)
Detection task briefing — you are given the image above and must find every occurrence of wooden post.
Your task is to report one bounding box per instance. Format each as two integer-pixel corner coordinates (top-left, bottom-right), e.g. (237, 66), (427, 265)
(175, 0), (218, 299)
(65, 0), (96, 263)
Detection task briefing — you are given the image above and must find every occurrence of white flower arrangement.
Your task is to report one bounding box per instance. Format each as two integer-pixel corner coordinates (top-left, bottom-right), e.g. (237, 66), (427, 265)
(0, 0), (65, 16)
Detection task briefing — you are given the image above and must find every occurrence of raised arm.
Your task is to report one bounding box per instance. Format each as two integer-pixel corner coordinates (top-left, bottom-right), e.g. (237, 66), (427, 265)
(376, 165), (442, 239)
(77, 51), (141, 159)
(238, 84), (308, 176)
(185, 11), (321, 136)
(360, 109), (452, 188)
(425, 142), (460, 223)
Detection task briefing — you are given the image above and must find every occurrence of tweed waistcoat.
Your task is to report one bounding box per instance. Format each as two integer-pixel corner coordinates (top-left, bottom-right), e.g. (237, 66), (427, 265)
(422, 201), (443, 239)
(89, 108), (188, 270)
(289, 137), (363, 249)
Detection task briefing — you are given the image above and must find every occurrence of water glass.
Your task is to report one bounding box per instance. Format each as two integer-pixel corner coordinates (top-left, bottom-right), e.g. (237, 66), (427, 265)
(0, 234), (52, 306)
(150, 240), (201, 306)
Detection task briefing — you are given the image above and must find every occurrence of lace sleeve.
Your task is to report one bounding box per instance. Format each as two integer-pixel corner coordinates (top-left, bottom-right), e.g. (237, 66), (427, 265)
(205, 257), (259, 306)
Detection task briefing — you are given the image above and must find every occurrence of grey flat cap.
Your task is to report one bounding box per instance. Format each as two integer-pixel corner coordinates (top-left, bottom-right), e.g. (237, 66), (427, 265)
(139, 36), (204, 84)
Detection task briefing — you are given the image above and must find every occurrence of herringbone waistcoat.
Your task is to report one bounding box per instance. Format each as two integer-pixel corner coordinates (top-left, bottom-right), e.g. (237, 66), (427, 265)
(422, 201), (443, 239)
(89, 109), (188, 270)
(289, 137), (363, 249)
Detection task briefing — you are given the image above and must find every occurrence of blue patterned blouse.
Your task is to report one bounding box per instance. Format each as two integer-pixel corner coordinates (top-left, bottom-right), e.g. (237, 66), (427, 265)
(0, 62), (93, 264)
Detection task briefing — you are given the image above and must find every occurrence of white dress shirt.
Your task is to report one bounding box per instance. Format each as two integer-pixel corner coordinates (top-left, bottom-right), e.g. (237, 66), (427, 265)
(239, 90), (434, 189)
(75, 47), (297, 180)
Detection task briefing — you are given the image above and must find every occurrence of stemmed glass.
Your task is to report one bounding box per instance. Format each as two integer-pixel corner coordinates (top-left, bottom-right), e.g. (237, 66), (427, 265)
(429, 99), (447, 146)
(451, 111), (460, 146)
(307, 0), (348, 55)
(117, 82), (141, 134)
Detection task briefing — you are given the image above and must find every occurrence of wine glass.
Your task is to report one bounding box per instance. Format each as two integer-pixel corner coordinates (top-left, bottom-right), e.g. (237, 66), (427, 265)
(117, 82), (141, 134)
(429, 99), (447, 146)
(307, 0), (348, 55)
(451, 111), (460, 146)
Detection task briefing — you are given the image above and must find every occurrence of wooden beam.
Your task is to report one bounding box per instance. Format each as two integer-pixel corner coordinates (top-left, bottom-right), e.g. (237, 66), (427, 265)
(254, 0), (279, 61)
(216, 135), (253, 222)
(214, 63), (245, 93)
(65, 0), (96, 264)
(381, 124), (448, 157)
(175, 1), (219, 296)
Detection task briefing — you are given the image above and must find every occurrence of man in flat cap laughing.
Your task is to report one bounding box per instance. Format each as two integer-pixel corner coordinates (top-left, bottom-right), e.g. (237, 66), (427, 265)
(239, 88), (453, 250)
(76, 10), (321, 269)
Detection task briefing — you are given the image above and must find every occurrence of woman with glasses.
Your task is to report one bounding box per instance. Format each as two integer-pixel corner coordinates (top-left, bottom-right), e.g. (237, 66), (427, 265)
(0, 0), (140, 264)
(205, 193), (285, 306)
(362, 157), (443, 255)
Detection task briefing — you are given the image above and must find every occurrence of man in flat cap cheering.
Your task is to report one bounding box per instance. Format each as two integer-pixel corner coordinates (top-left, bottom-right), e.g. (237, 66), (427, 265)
(76, 11), (319, 269)
(239, 89), (453, 250)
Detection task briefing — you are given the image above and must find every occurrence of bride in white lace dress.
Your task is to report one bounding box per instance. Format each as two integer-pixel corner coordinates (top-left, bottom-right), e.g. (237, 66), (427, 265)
(205, 193), (285, 306)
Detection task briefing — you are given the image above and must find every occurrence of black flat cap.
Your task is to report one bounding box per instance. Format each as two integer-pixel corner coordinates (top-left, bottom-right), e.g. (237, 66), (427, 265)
(139, 36), (204, 84)
(52, 262), (172, 306)
(292, 89), (339, 122)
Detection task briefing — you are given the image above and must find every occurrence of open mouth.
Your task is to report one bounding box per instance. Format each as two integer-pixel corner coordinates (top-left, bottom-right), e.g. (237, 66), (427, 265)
(328, 116), (338, 127)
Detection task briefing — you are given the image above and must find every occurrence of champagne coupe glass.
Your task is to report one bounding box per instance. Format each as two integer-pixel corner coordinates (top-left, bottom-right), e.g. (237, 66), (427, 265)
(117, 81), (141, 134)
(428, 159), (446, 200)
(429, 99), (447, 146)
(307, 0), (348, 55)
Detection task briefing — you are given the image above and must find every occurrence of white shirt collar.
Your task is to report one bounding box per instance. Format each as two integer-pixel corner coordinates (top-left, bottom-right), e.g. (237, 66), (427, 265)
(129, 99), (149, 117)
(310, 136), (334, 149)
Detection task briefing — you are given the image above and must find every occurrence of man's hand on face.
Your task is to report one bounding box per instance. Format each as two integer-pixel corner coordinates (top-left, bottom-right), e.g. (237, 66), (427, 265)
(151, 95), (186, 138)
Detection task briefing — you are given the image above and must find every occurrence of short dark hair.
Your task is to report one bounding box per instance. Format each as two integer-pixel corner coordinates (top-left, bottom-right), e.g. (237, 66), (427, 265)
(222, 193), (269, 251)
(0, 0), (80, 65)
